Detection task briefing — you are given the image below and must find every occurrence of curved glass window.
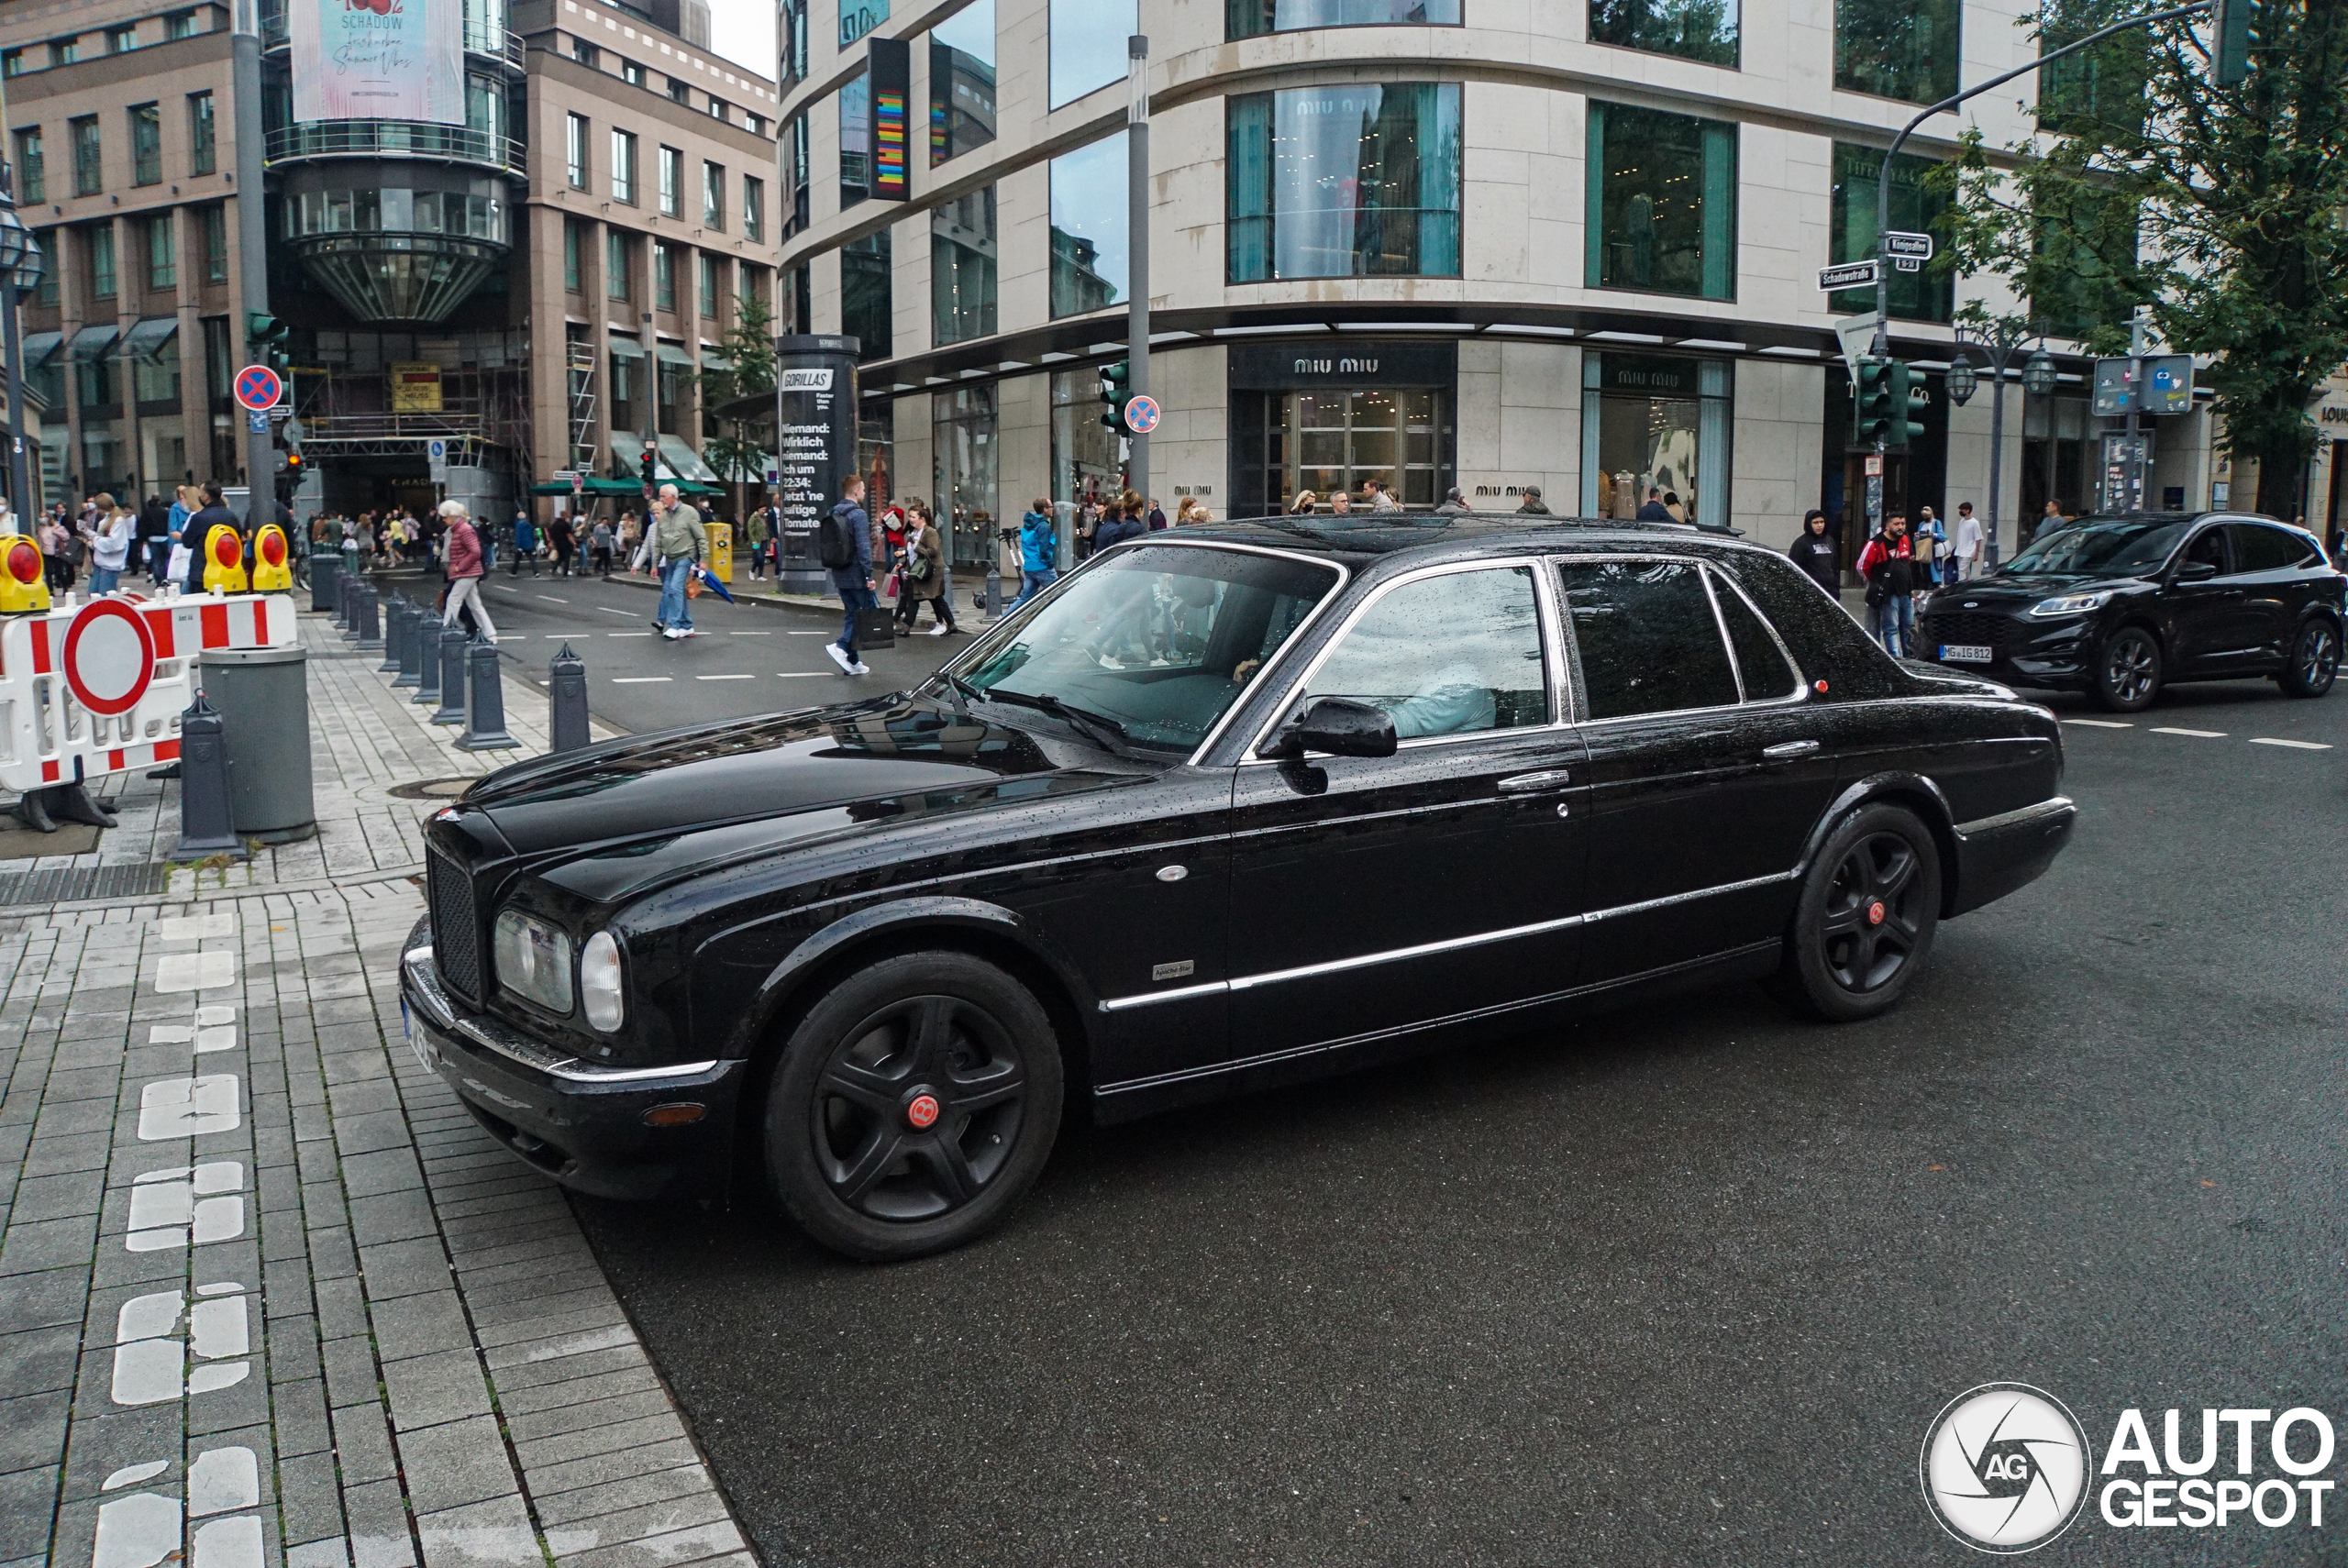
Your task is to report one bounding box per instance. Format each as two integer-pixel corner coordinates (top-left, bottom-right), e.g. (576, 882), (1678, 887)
(929, 0), (996, 165)
(1229, 0), (1459, 37)
(288, 189), (509, 244)
(1590, 0), (1737, 65)
(1050, 0), (1135, 110)
(1049, 134), (1126, 316)
(1227, 83), (1461, 282)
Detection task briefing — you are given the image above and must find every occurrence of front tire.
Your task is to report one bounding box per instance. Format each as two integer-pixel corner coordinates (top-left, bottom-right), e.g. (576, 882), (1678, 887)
(2278, 617), (2341, 698)
(2092, 625), (2164, 712)
(764, 951), (1063, 1262)
(1781, 804), (1942, 1022)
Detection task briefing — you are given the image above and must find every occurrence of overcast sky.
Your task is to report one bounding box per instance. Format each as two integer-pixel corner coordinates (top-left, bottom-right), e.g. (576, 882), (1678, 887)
(709, 4), (776, 80)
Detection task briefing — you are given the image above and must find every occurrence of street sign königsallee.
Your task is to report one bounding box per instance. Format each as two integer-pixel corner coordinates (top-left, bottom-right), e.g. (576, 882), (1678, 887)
(1820, 260), (1879, 291)
(1882, 231), (1935, 259)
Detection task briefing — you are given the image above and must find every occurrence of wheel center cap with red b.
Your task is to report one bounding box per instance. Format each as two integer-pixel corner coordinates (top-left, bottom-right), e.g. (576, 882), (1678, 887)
(904, 1088), (941, 1131)
(1866, 900), (1888, 926)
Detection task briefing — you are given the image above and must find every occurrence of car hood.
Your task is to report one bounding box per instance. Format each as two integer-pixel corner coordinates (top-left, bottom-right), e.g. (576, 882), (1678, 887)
(462, 698), (1109, 857)
(1925, 572), (2152, 608)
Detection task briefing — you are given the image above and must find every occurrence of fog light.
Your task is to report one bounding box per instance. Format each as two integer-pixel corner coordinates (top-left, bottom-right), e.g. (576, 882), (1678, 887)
(641, 1103), (705, 1127)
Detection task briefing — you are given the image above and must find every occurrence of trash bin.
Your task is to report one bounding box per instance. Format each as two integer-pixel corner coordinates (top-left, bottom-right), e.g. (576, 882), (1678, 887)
(198, 644), (316, 842)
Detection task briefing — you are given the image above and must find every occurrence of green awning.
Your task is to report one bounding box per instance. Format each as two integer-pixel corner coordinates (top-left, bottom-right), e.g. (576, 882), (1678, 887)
(529, 476), (653, 497)
(67, 325), (118, 362)
(121, 317), (178, 361)
(701, 350), (734, 371)
(654, 343), (697, 367)
(606, 336), (647, 360)
(658, 434), (718, 483)
(19, 331), (61, 370)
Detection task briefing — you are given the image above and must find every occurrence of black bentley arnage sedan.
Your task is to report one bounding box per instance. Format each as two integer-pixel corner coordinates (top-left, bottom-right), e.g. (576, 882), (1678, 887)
(402, 518), (2076, 1259)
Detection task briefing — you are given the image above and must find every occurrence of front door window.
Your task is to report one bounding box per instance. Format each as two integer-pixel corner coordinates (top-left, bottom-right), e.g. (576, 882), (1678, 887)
(1301, 565), (1548, 738)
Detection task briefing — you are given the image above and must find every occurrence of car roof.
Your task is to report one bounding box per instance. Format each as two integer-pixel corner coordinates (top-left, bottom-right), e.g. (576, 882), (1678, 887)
(1150, 513), (1756, 571)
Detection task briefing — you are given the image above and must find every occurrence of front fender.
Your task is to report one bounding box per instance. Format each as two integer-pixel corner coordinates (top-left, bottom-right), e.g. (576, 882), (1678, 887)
(713, 894), (1106, 1063)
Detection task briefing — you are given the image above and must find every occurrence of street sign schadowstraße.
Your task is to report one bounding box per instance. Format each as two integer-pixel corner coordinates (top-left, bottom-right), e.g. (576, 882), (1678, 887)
(1820, 260), (1879, 291)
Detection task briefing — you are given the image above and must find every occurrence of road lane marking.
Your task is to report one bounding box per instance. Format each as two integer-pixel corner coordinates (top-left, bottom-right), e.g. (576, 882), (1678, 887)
(696, 674), (757, 680)
(776, 672), (828, 678)
(727, 630), (771, 635)
(2063, 719), (2132, 728)
(2250, 736), (2331, 749)
(606, 632), (654, 638)
(595, 607), (637, 616)
(611, 677), (671, 683)
(537, 595), (570, 603)
(2149, 727), (2226, 737)
(784, 630), (829, 635)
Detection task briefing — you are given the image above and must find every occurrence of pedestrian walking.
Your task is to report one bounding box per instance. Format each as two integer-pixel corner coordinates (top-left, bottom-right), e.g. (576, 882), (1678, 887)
(1011, 496), (1058, 610)
(2034, 499), (2066, 544)
(1435, 486), (1471, 516)
(1789, 509), (1841, 596)
(87, 497), (132, 594)
(549, 512), (576, 576)
(822, 475), (876, 676)
(1094, 491), (1147, 550)
(1858, 513), (1919, 657)
(590, 516), (615, 579)
(1953, 502), (1984, 580)
(1917, 505), (1950, 585)
(510, 508), (540, 576)
(136, 494), (170, 582)
(1175, 497), (1211, 525)
(1515, 486), (1552, 515)
(1287, 490), (1320, 517)
(438, 501), (497, 643)
(745, 505), (770, 581)
(896, 505), (958, 635)
(1364, 478), (1401, 513)
(183, 483), (238, 596)
(649, 484), (708, 639)
(1147, 497), (1168, 531)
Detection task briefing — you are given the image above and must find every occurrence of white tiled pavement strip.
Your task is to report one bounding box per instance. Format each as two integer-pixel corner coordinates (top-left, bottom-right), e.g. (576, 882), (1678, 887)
(0, 600), (751, 1568)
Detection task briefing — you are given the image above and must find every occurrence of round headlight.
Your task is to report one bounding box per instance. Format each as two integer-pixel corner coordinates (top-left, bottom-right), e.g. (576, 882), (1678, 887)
(580, 931), (625, 1032)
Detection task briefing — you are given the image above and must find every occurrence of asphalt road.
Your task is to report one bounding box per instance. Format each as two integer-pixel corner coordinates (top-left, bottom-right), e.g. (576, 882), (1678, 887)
(569, 671), (2347, 1568)
(366, 566), (972, 734)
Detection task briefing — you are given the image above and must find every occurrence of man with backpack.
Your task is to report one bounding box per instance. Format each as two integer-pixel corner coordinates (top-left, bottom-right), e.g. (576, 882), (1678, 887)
(1856, 513), (1920, 657)
(1012, 497), (1058, 609)
(822, 475), (875, 676)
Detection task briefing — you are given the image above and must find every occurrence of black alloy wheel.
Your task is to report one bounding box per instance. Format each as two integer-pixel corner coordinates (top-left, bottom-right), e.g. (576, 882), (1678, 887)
(2278, 618), (2341, 699)
(2093, 625), (2164, 712)
(1780, 803), (1942, 1022)
(765, 951), (1062, 1262)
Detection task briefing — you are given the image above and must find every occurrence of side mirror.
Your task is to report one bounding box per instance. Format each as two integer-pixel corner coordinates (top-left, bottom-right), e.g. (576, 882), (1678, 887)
(1260, 696), (1398, 760)
(2175, 559), (2220, 582)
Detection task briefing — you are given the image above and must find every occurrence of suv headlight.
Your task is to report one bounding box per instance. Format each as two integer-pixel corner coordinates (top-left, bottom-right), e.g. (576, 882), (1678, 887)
(580, 931), (625, 1033)
(2028, 591), (2111, 618)
(493, 910), (574, 1014)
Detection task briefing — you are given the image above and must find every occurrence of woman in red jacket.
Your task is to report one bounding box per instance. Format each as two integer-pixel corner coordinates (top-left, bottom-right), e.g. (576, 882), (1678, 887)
(438, 501), (497, 644)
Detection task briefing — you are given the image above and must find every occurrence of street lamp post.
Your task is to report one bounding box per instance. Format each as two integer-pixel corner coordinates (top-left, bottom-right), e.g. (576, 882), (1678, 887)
(1953, 318), (2037, 570)
(0, 180), (42, 526)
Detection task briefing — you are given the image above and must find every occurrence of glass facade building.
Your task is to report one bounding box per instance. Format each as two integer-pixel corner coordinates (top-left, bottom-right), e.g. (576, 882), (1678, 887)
(1228, 85), (1461, 282)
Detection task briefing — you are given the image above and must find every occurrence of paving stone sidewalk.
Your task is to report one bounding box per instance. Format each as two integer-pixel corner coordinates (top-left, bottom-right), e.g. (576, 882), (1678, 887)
(0, 601), (759, 1568)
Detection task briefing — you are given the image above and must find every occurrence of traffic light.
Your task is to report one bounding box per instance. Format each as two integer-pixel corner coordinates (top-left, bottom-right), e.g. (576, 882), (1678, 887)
(247, 312), (290, 372)
(641, 441), (659, 490)
(1099, 360), (1131, 436)
(1885, 360), (1929, 451)
(2212, 0), (2257, 85)
(1854, 356), (1895, 447)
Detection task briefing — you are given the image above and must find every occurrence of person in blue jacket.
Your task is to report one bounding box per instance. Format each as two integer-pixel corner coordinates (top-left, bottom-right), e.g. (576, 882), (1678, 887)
(510, 507), (540, 576)
(1011, 498), (1058, 609)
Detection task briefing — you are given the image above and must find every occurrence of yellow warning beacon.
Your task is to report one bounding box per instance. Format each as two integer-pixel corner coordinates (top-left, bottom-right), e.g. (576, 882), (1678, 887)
(251, 525), (294, 591)
(202, 524), (249, 594)
(0, 535), (50, 613)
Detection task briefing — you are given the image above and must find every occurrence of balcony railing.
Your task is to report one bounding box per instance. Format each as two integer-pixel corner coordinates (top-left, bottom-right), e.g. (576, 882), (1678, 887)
(266, 122), (526, 178)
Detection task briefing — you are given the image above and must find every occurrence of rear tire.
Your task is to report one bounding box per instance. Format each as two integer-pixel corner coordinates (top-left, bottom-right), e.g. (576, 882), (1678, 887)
(2092, 625), (2164, 712)
(2278, 617), (2341, 698)
(764, 951), (1062, 1262)
(1780, 804), (1942, 1022)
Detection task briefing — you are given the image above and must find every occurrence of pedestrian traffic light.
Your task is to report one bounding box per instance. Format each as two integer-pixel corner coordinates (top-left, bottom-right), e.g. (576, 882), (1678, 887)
(2212, 0), (2258, 85)
(1885, 360), (1930, 451)
(1099, 360), (1131, 436)
(1854, 356), (1895, 447)
(642, 442), (659, 489)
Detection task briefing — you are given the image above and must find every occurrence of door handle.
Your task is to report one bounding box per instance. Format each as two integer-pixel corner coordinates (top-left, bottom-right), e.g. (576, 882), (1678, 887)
(1760, 740), (1821, 762)
(1496, 768), (1574, 793)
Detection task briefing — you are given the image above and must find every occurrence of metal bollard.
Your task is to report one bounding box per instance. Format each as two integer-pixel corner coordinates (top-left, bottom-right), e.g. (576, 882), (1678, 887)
(339, 580), (364, 640)
(459, 638), (518, 750)
(431, 624), (470, 724)
(379, 599), (406, 673)
(358, 583), (384, 649)
(393, 602), (426, 689)
(171, 697), (249, 860)
(412, 612), (445, 705)
(548, 643), (590, 753)
(311, 552), (341, 614)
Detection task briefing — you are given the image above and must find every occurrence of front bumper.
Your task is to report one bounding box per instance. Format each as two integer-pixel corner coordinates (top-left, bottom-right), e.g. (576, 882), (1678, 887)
(1919, 613), (2096, 688)
(1949, 797), (2076, 917)
(398, 918), (744, 1201)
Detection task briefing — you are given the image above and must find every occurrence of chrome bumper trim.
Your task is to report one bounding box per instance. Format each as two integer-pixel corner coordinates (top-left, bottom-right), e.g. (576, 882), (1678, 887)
(402, 944), (719, 1085)
(1955, 796), (2076, 836)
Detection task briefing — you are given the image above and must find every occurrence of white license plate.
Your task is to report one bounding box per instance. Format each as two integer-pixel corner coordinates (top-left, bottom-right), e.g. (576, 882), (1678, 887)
(1939, 644), (1995, 664)
(402, 1004), (439, 1075)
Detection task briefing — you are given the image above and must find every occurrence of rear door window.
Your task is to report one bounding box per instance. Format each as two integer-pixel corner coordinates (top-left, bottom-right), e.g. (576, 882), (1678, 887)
(1710, 570), (1800, 699)
(1557, 558), (1740, 719)
(2229, 523), (2320, 573)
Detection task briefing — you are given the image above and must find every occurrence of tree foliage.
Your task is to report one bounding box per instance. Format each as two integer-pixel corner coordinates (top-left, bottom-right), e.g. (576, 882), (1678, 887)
(1933, 0), (2348, 515)
(694, 292), (778, 516)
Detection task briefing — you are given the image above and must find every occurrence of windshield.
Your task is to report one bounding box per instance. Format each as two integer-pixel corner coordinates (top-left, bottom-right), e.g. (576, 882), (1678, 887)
(2002, 517), (2193, 578)
(957, 545), (1338, 752)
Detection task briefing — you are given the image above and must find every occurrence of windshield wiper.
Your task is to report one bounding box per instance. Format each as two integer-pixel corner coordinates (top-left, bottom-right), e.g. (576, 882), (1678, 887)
(936, 669), (984, 717)
(988, 690), (1136, 755)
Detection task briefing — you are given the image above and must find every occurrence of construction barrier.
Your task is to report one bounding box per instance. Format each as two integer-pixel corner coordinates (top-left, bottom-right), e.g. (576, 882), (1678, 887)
(0, 591), (297, 795)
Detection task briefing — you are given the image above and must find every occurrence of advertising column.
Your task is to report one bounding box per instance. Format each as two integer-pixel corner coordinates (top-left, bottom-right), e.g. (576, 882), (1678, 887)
(774, 335), (859, 596)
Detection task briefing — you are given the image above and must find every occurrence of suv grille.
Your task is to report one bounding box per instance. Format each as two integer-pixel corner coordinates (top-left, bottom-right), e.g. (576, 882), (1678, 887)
(426, 848), (483, 1001)
(1918, 611), (2008, 653)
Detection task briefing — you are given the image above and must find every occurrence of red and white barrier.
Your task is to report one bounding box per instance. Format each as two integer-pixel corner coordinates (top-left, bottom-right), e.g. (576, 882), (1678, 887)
(0, 592), (296, 794)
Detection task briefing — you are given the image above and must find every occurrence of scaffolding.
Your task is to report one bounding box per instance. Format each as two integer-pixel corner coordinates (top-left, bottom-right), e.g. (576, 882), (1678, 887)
(567, 336), (599, 471)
